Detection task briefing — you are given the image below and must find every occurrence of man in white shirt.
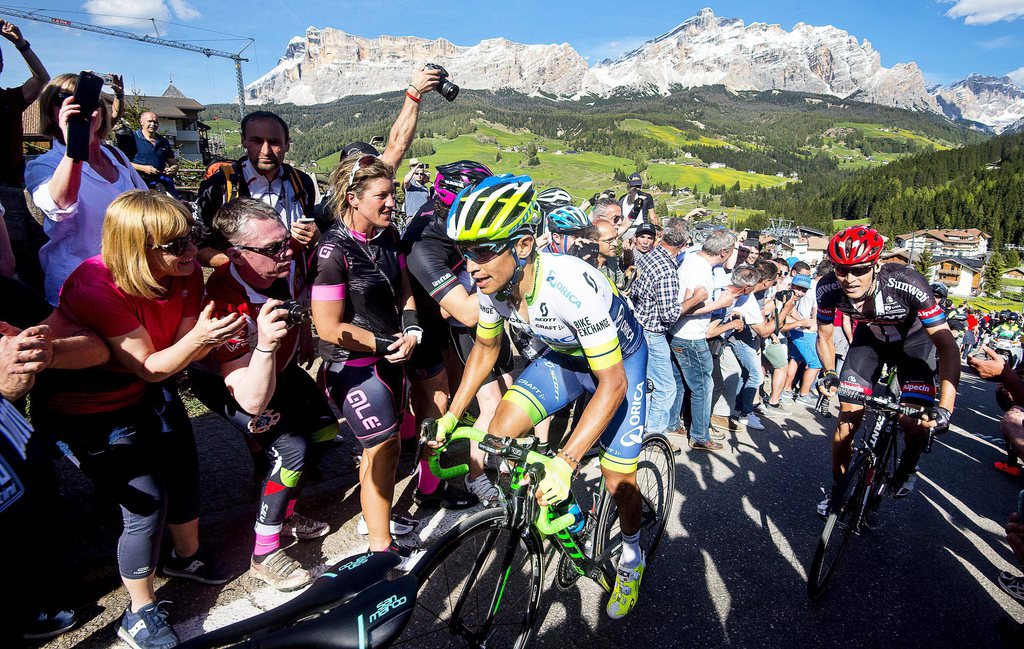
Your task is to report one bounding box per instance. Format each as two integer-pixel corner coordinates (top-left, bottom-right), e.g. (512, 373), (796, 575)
(670, 229), (738, 451)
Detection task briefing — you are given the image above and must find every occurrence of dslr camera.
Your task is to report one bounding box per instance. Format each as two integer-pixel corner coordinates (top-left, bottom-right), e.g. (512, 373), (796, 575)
(279, 300), (311, 327)
(425, 63), (459, 102)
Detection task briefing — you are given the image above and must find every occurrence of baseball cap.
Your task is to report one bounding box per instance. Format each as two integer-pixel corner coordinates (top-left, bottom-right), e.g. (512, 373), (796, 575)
(627, 173), (643, 187)
(791, 274), (812, 289)
(636, 223), (657, 238)
(409, 158), (421, 167)
(343, 141), (380, 159)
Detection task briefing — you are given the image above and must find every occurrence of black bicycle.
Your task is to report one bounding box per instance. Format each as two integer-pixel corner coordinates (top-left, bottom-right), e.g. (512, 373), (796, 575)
(177, 552), (415, 648)
(807, 386), (933, 600)
(392, 425), (675, 648)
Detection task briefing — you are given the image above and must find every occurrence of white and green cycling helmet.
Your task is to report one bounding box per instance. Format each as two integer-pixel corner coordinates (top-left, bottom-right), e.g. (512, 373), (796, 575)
(447, 174), (537, 243)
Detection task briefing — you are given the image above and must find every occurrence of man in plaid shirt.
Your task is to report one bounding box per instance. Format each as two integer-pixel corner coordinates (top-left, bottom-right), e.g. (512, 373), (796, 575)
(630, 219), (702, 436)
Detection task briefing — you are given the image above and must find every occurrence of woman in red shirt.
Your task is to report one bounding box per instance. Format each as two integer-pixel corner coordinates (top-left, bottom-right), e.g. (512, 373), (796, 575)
(41, 190), (243, 649)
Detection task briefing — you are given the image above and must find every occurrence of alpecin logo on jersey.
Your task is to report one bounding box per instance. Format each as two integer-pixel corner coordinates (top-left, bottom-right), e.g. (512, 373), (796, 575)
(902, 381), (935, 396)
(546, 273), (581, 307)
(248, 409), (282, 434)
(919, 303), (943, 321)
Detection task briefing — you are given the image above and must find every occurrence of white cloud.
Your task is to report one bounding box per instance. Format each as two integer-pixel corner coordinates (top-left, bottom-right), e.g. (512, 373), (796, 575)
(1009, 66), (1024, 87)
(977, 35), (1016, 48)
(82, 0), (200, 30)
(583, 37), (649, 63)
(167, 0), (201, 21)
(944, 0), (1024, 25)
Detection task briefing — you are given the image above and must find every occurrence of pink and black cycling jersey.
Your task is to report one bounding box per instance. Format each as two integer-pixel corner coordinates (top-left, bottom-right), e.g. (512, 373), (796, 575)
(309, 225), (405, 364)
(816, 264), (945, 343)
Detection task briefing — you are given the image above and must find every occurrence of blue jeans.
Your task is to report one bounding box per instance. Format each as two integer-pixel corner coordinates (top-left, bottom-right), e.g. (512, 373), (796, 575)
(644, 329), (675, 436)
(672, 338), (714, 443)
(668, 358), (685, 433)
(730, 340), (763, 416)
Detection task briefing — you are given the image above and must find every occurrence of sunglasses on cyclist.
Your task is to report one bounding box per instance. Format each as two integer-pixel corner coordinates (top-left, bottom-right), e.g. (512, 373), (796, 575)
(149, 223), (202, 257)
(235, 237), (291, 258)
(835, 264), (874, 278)
(459, 240), (512, 264)
(348, 154), (377, 186)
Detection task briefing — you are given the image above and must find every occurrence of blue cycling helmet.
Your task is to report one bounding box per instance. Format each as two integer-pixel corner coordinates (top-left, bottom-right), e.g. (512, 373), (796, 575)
(546, 205), (590, 234)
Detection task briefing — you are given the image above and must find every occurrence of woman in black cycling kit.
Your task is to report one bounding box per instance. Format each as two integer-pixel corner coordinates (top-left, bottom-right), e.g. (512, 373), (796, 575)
(311, 155), (422, 566)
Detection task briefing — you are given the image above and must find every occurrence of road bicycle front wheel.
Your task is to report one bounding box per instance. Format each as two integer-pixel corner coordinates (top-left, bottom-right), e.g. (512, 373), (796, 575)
(394, 507), (544, 649)
(593, 433), (676, 578)
(808, 452), (871, 600)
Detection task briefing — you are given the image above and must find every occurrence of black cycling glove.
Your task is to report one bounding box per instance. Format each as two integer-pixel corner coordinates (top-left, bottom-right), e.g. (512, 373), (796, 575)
(923, 406), (952, 434)
(816, 370), (841, 394)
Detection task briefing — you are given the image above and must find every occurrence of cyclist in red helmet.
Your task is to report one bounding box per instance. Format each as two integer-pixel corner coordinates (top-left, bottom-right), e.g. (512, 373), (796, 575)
(813, 226), (960, 516)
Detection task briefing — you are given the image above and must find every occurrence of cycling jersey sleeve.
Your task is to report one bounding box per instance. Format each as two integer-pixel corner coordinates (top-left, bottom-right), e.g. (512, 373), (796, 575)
(816, 273), (839, 324)
(554, 269), (623, 372)
(901, 268), (946, 327)
(476, 292), (504, 340)
(407, 244), (460, 303)
(309, 239), (348, 303)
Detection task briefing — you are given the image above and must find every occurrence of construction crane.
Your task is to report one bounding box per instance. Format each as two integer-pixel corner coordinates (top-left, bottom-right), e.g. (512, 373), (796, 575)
(0, 4), (252, 120)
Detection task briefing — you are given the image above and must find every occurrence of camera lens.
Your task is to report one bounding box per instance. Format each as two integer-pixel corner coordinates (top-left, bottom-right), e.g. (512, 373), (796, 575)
(439, 79), (459, 102)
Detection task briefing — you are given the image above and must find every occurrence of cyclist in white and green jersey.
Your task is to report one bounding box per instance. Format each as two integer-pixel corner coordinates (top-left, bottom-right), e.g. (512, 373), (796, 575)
(429, 173), (650, 619)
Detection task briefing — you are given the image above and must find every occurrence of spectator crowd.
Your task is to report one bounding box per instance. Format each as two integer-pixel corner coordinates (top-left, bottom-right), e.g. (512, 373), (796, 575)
(2, 18), (1024, 648)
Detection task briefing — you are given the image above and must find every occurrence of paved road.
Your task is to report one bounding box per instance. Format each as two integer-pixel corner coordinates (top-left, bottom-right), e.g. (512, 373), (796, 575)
(41, 368), (1023, 648)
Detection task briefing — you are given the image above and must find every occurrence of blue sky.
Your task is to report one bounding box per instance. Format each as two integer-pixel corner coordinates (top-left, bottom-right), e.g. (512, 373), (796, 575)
(1, 1), (1022, 104)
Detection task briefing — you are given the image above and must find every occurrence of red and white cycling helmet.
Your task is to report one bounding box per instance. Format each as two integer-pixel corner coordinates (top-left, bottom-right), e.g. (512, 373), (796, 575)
(827, 226), (885, 265)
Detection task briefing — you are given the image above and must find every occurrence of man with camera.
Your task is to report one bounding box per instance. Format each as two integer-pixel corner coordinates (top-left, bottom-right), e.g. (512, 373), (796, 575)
(619, 173), (658, 237)
(189, 199), (339, 591)
(402, 158), (432, 219)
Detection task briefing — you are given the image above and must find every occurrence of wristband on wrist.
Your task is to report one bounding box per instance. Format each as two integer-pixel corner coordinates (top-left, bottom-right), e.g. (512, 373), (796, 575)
(374, 336), (395, 356)
(254, 347), (274, 354)
(16, 40), (30, 52)
(401, 308), (419, 331)
(405, 90), (421, 104)
(403, 326), (423, 344)
(557, 450), (581, 476)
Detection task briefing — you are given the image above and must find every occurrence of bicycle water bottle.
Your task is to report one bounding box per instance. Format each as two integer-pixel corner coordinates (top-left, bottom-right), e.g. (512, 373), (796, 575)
(554, 496), (586, 535)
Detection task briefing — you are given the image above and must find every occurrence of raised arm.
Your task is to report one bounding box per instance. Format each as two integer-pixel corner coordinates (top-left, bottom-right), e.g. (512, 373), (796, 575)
(379, 67), (442, 169)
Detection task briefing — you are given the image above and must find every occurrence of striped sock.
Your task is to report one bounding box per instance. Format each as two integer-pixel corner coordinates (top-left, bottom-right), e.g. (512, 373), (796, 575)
(417, 458), (440, 494)
(253, 523), (282, 562)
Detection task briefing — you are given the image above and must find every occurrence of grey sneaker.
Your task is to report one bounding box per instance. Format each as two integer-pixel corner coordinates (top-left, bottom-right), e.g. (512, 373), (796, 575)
(249, 549), (314, 592)
(894, 473), (918, 498)
(280, 512), (330, 540)
(465, 473), (499, 506)
(794, 394), (817, 407)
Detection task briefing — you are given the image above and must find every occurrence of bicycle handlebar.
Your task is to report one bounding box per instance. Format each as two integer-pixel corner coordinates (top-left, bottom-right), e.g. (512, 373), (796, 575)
(834, 386), (925, 418)
(425, 425), (575, 536)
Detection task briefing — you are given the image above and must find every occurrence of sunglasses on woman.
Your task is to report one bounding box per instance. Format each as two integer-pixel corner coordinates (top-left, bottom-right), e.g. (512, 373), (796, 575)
(150, 223), (203, 257)
(348, 154), (377, 185)
(459, 240), (512, 264)
(835, 264), (874, 278)
(235, 237), (291, 258)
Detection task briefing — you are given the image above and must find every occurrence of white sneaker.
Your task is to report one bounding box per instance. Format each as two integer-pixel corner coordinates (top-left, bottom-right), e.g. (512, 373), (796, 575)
(739, 413), (765, 430)
(356, 514), (418, 537)
(465, 473), (499, 506)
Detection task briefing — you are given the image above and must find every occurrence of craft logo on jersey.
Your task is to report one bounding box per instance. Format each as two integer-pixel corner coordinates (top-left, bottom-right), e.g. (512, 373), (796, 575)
(248, 409), (282, 434)
(546, 273), (581, 307)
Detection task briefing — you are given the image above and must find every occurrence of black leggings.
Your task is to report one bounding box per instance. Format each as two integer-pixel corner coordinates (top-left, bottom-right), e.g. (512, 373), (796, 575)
(190, 365), (338, 534)
(48, 385), (200, 579)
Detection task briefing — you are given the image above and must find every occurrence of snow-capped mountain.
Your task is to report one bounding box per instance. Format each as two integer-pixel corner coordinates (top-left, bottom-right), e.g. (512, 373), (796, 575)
(933, 75), (1024, 133)
(247, 7), (1022, 131)
(581, 8), (938, 112)
(245, 27), (587, 105)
